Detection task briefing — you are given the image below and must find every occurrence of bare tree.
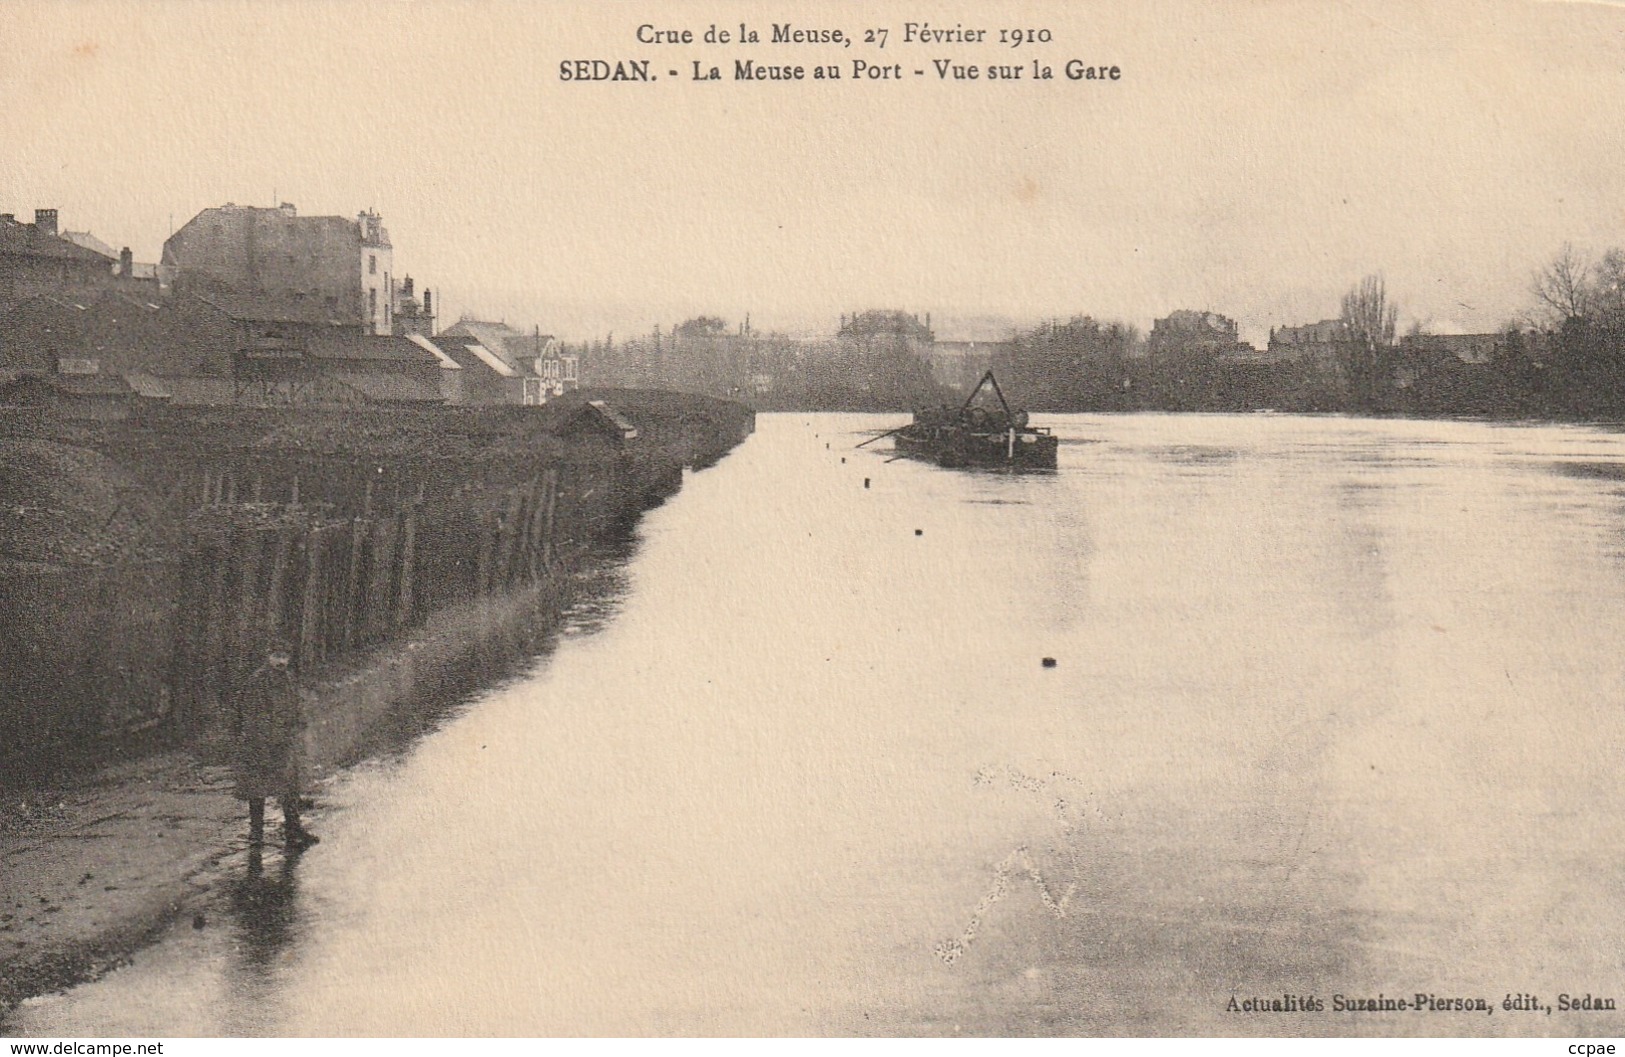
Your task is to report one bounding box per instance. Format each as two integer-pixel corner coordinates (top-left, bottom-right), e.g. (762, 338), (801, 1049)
(1341, 274), (1398, 349)
(1532, 242), (1593, 324)
(1592, 248), (1625, 322)
(1339, 274), (1398, 408)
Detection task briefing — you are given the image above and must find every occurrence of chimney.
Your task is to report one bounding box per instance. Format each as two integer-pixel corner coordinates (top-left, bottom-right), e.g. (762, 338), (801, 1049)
(119, 247), (133, 278)
(34, 208), (58, 237)
(0, 214), (13, 225)
(402, 275), (414, 298)
(278, 202), (296, 217)
(422, 289), (432, 319)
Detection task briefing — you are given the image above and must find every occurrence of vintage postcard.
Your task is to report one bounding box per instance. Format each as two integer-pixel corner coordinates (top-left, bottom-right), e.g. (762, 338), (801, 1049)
(2, 0), (1624, 1043)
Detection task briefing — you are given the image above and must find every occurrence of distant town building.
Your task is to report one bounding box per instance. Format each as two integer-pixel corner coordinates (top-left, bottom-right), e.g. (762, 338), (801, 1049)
(1397, 332), (1507, 365)
(0, 209), (118, 313)
(1148, 310), (1257, 359)
(1267, 319), (1355, 364)
(58, 229), (116, 259)
(58, 228), (169, 293)
(162, 202), (399, 335)
(838, 309), (934, 354)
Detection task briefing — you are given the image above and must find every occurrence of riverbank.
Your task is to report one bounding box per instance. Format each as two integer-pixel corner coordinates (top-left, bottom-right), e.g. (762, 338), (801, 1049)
(0, 545), (603, 1020)
(0, 389), (754, 1021)
(1, 389), (754, 778)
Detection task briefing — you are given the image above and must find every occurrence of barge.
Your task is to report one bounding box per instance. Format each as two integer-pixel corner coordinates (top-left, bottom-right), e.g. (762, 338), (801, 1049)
(892, 371), (1058, 470)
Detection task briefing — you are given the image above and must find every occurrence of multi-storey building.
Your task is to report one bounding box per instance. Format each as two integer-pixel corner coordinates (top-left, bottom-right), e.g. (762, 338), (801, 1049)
(162, 202), (398, 335)
(0, 208), (117, 313)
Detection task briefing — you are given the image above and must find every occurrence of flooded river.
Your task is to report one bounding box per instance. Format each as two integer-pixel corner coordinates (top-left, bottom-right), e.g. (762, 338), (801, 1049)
(14, 412), (1625, 1036)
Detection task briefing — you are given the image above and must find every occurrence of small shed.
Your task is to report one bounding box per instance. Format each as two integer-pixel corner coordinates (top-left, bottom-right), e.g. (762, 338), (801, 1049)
(0, 371), (165, 421)
(556, 399), (638, 446)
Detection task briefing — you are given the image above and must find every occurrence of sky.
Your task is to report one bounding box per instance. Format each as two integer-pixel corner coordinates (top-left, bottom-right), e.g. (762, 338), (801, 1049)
(2, 0), (1622, 345)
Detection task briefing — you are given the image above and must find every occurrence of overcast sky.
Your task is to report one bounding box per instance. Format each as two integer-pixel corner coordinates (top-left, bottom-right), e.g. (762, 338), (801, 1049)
(2, 0), (1621, 344)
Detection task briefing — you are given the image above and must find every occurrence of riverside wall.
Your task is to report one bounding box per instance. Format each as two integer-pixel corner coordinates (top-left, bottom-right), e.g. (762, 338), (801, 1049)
(0, 391), (754, 780)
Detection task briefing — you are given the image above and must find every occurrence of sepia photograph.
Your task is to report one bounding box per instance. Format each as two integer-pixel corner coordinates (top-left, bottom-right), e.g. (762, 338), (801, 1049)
(2, 0), (1625, 1042)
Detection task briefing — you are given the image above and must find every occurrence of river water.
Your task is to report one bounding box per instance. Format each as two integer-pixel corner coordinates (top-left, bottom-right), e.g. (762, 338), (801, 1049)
(13, 412), (1625, 1037)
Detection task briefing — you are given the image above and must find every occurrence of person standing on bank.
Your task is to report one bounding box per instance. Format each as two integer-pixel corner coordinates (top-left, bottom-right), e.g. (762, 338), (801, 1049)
(235, 640), (318, 849)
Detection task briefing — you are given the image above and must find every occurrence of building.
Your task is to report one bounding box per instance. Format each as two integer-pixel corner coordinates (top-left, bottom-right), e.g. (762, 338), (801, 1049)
(436, 319), (577, 404)
(532, 334), (579, 397)
(162, 202), (398, 335)
(60, 230), (168, 294)
(0, 284), (446, 409)
(190, 290), (440, 406)
(421, 331), (525, 405)
(297, 329), (446, 406)
(1397, 332), (1508, 365)
(1267, 319), (1355, 365)
(390, 275), (436, 337)
(838, 309), (934, 355)
(0, 290), (238, 407)
(1148, 310), (1258, 359)
(0, 209), (118, 314)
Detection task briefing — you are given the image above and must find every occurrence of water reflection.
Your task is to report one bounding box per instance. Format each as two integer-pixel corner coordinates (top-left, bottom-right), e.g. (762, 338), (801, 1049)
(219, 847), (303, 1035)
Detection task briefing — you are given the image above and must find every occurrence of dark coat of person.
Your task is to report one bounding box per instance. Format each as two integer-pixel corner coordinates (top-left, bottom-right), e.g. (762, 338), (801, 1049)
(232, 661), (305, 801)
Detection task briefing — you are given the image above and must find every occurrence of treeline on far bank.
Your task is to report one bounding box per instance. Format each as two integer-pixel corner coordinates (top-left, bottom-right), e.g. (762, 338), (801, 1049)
(987, 316), (1625, 418)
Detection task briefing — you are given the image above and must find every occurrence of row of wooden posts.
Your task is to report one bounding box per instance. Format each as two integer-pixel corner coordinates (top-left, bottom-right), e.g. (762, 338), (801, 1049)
(171, 464), (590, 732)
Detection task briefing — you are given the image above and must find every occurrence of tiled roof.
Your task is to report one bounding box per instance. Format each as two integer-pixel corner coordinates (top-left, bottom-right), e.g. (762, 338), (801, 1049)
(306, 332), (440, 363)
(406, 333), (462, 369)
(0, 221), (115, 263)
(559, 399), (638, 440)
(328, 371), (444, 404)
(427, 337), (524, 377)
(60, 231), (118, 258)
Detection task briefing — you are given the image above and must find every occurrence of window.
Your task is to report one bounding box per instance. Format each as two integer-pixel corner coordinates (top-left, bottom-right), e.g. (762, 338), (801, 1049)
(368, 254), (377, 275)
(369, 288), (378, 318)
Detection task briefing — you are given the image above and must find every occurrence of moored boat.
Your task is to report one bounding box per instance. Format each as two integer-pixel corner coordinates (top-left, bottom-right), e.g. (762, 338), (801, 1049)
(891, 371), (1058, 470)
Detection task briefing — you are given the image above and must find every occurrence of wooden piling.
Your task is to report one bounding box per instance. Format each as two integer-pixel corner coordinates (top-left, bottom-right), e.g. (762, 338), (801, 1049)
(497, 488), (523, 588)
(201, 537), (232, 701)
(365, 515), (398, 643)
(231, 527), (265, 693)
(522, 475), (546, 584)
(263, 528), (292, 642)
(397, 506), (417, 627)
(342, 517), (368, 649)
(541, 468), (559, 568)
(298, 527), (324, 668)
(475, 509), (495, 598)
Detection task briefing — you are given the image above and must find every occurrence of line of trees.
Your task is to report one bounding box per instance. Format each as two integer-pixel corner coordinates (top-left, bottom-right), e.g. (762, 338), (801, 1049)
(567, 244), (1625, 419)
(567, 311), (947, 411)
(996, 255), (1625, 420)
(1514, 244), (1625, 418)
